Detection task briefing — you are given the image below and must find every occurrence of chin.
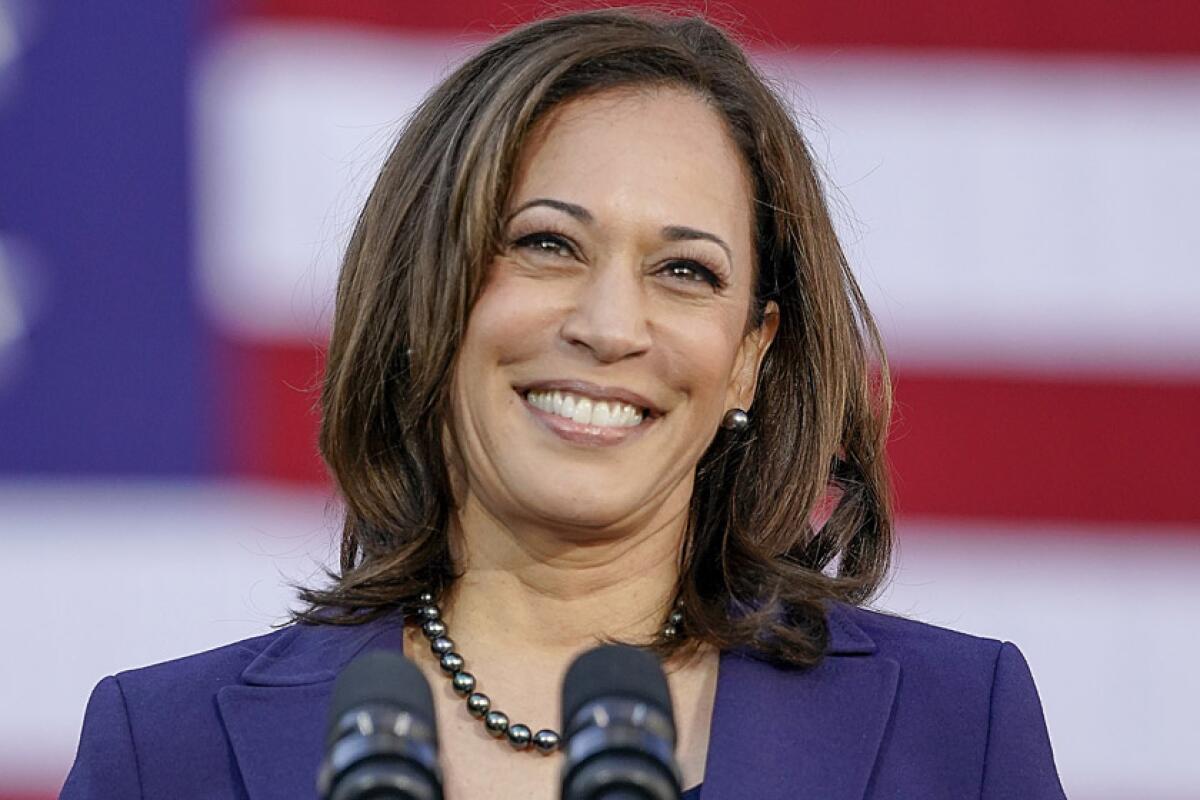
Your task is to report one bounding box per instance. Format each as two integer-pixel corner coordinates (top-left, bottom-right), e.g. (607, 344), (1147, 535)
(514, 481), (654, 534)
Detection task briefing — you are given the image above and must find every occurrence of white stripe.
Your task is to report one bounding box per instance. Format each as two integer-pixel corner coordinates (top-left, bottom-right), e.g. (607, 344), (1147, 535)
(762, 53), (1200, 374)
(2, 482), (1198, 796)
(0, 481), (331, 786)
(193, 26), (463, 342)
(193, 25), (1200, 375)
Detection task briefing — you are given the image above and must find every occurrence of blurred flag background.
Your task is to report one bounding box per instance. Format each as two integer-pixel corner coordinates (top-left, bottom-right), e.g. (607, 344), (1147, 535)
(1, 1), (1198, 797)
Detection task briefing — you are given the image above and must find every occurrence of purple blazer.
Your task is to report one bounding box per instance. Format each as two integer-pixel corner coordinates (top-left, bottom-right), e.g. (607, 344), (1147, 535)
(62, 604), (1066, 799)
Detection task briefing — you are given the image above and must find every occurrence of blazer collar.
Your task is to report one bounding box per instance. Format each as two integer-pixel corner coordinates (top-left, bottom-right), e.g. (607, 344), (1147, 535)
(229, 599), (877, 687)
(825, 601), (878, 655)
(216, 605), (895, 800)
(217, 614), (407, 800)
(701, 603), (899, 800)
(240, 614), (408, 686)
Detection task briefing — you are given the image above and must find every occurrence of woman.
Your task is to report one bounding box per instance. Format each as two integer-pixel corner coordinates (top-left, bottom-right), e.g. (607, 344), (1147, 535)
(63, 8), (1065, 799)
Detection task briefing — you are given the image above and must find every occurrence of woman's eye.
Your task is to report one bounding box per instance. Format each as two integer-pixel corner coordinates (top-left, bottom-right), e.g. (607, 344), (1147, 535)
(513, 232), (574, 258)
(661, 260), (721, 288)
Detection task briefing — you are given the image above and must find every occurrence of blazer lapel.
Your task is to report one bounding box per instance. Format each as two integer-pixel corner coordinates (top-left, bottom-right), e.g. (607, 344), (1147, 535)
(217, 682), (333, 800)
(214, 605), (894, 799)
(216, 615), (407, 800)
(701, 605), (899, 800)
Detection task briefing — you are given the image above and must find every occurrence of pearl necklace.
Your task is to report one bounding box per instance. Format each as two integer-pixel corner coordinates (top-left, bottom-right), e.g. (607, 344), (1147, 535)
(412, 591), (684, 754)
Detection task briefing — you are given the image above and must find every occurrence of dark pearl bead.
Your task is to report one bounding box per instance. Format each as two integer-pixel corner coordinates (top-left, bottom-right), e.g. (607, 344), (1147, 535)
(722, 407), (750, 431)
(506, 723), (532, 750)
(466, 692), (491, 718)
(533, 729), (560, 754)
(451, 671), (476, 696)
(662, 625), (678, 638)
(413, 587), (573, 755)
(668, 610), (684, 626)
(484, 711), (509, 737)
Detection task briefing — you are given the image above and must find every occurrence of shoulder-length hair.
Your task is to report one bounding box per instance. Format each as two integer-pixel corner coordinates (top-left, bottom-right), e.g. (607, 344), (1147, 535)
(296, 7), (892, 667)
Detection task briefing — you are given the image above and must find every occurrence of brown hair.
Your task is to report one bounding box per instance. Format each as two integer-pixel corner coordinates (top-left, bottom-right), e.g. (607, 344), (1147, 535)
(296, 7), (893, 667)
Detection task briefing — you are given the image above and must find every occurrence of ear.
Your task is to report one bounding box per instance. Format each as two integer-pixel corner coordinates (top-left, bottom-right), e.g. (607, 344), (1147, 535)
(726, 301), (779, 412)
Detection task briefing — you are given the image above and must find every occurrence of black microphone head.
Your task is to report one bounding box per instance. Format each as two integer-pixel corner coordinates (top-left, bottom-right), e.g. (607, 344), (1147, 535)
(320, 650), (443, 800)
(561, 644), (675, 732)
(327, 650), (435, 744)
(560, 645), (680, 800)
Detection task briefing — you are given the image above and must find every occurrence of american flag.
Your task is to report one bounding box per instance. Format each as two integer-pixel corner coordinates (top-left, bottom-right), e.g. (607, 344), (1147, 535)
(1, 1), (1198, 798)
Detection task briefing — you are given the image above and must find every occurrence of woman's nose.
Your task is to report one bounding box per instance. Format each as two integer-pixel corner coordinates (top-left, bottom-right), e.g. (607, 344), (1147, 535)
(559, 262), (652, 363)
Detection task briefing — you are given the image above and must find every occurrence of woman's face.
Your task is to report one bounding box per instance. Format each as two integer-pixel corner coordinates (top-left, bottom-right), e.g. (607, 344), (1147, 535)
(451, 86), (777, 536)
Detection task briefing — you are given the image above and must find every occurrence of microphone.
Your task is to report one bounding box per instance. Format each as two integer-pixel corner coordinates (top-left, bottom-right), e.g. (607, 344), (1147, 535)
(318, 650), (444, 800)
(560, 644), (682, 800)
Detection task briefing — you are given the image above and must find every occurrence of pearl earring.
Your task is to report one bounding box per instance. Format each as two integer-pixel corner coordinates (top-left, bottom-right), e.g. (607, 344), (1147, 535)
(721, 408), (750, 431)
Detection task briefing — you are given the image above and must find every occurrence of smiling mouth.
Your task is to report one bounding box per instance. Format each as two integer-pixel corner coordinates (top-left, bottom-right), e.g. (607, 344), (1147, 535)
(523, 389), (646, 428)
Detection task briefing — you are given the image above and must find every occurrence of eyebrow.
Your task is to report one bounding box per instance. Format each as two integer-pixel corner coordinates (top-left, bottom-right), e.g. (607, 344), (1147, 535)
(661, 225), (733, 265)
(507, 197), (593, 224)
(507, 198), (734, 264)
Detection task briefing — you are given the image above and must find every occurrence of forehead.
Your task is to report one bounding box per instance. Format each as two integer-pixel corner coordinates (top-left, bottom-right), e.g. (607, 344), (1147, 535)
(508, 86), (754, 244)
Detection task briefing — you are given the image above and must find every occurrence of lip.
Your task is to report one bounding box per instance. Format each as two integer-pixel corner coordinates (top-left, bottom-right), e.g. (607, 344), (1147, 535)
(513, 379), (664, 416)
(520, 392), (656, 447)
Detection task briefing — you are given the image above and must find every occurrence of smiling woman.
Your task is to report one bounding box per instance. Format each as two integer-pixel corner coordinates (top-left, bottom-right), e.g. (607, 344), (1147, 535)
(62, 8), (1065, 800)
(309, 14), (890, 670)
(453, 86), (773, 547)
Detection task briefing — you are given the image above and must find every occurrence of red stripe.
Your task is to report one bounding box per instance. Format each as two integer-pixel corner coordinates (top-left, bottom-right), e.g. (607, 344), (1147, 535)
(889, 370), (1200, 525)
(239, 0), (1200, 56)
(221, 339), (1200, 525)
(215, 335), (327, 485)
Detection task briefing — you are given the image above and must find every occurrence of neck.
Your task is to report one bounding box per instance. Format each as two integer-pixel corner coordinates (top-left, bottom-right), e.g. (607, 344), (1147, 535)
(443, 495), (688, 654)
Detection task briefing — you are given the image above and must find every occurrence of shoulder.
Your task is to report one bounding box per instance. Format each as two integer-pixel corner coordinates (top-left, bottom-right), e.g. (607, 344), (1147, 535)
(111, 629), (280, 696)
(64, 618), (406, 798)
(826, 604), (1023, 740)
(78, 628), (289, 762)
(831, 604), (1025, 717)
(109, 616), (405, 705)
(62, 629), (286, 799)
(834, 604), (1051, 713)
(828, 604), (1065, 798)
(834, 604), (1006, 676)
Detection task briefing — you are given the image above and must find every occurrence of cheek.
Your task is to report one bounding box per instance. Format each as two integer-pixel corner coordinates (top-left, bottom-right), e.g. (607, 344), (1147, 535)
(653, 310), (745, 409)
(461, 271), (563, 369)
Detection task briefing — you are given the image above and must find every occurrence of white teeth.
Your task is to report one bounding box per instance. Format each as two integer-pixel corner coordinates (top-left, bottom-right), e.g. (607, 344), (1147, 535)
(571, 397), (592, 424)
(619, 404), (636, 426)
(524, 390), (645, 428)
(591, 401), (612, 427)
